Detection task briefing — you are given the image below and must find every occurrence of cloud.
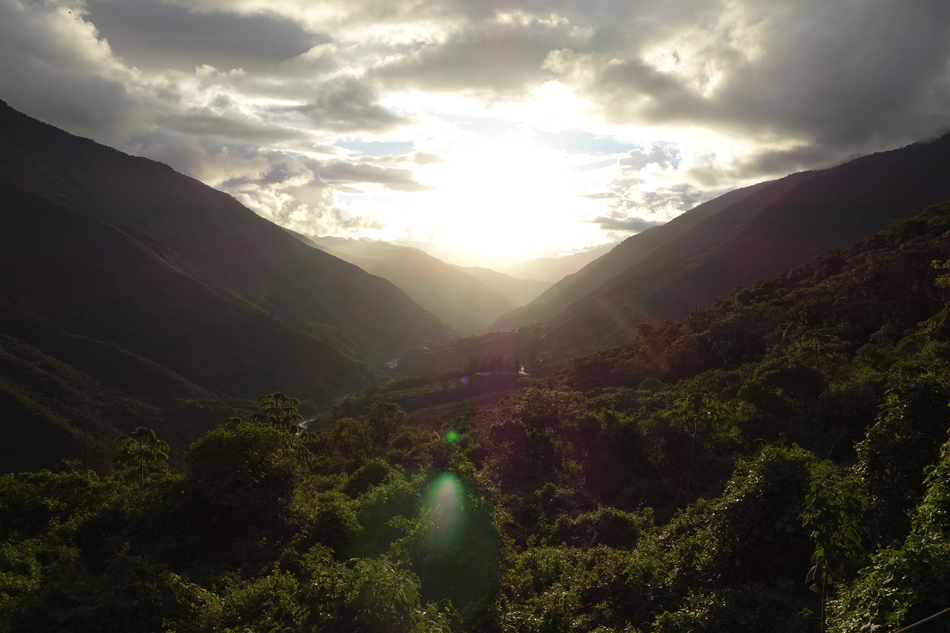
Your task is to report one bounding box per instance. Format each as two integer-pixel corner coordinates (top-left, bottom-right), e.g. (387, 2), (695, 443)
(619, 142), (681, 171)
(375, 11), (585, 93)
(413, 151), (446, 165)
(3, 0), (950, 252)
(0, 0), (143, 143)
(590, 215), (662, 233)
(318, 161), (436, 192)
(357, 151), (447, 166)
(287, 76), (409, 133)
(564, 0), (950, 167)
(157, 109), (306, 143)
(84, 0), (324, 72)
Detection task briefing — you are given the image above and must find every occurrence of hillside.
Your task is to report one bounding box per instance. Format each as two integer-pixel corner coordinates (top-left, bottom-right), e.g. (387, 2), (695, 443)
(295, 236), (520, 333)
(491, 176), (812, 330)
(450, 265), (551, 307)
(494, 242), (615, 282)
(0, 100), (454, 471)
(544, 133), (950, 350)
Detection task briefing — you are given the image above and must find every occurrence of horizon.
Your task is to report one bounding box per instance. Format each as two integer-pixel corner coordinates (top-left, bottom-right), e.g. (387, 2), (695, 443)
(2, 0), (949, 263)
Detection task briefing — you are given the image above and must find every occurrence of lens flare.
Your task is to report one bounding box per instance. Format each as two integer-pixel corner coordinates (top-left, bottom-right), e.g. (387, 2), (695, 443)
(424, 473), (462, 541)
(416, 472), (503, 608)
(445, 429), (460, 443)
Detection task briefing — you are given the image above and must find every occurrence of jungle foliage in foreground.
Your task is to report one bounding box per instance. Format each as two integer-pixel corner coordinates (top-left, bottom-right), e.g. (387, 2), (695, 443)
(6, 204), (950, 632)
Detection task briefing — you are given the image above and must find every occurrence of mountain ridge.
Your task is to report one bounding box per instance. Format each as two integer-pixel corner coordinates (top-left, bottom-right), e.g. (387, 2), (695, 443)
(0, 100), (455, 470)
(546, 133), (950, 349)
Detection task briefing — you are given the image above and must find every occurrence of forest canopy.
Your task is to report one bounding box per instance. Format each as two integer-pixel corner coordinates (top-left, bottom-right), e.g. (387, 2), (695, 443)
(5, 203), (950, 631)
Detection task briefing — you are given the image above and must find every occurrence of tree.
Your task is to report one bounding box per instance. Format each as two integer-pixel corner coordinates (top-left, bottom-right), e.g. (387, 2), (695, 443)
(250, 392), (305, 435)
(248, 392), (315, 460)
(115, 427), (169, 487)
(366, 402), (407, 454)
(664, 393), (729, 504)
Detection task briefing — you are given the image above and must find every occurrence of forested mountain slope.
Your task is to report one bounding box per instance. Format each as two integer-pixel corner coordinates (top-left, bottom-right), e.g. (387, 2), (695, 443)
(0, 101), (454, 471)
(547, 133), (950, 350)
(491, 176), (804, 331)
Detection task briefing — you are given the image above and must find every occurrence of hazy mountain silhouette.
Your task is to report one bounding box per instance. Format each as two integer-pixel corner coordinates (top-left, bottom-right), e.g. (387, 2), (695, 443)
(294, 235), (548, 333)
(450, 265), (551, 307)
(0, 100), (454, 469)
(494, 244), (614, 282)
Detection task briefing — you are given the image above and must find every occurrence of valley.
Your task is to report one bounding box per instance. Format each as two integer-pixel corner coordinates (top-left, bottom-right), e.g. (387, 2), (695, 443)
(4, 103), (950, 633)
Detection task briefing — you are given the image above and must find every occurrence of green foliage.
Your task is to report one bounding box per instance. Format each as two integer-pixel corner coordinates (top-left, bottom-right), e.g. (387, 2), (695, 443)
(550, 506), (648, 549)
(830, 535), (950, 633)
(10, 202), (950, 631)
(803, 463), (866, 577)
(250, 392), (305, 435)
(180, 419), (305, 545)
(652, 582), (813, 633)
(114, 426), (169, 487)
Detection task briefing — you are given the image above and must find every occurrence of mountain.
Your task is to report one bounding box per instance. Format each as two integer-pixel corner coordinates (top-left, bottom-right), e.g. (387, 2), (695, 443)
(546, 133), (950, 349)
(0, 100), (454, 471)
(494, 243), (614, 282)
(295, 235), (529, 333)
(450, 265), (552, 307)
(491, 175), (814, 331)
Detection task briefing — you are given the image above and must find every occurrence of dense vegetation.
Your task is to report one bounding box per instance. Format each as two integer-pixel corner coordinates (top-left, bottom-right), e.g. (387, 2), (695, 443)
(6, 202), (950, 631)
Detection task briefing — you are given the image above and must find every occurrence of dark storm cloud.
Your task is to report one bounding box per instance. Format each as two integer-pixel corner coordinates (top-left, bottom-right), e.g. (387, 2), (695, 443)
(85, 0), (325, 72)
(578, 0), (950, 169)
(0, 0), (142, 144)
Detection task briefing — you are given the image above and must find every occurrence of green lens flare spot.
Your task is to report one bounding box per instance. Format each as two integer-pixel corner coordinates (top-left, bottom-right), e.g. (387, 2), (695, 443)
(445, 429), (459, 443)
(423, 473), (463, 542)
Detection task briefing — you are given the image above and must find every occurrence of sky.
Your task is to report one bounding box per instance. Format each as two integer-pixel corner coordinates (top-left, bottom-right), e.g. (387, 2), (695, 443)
(2, 0), (950, 266)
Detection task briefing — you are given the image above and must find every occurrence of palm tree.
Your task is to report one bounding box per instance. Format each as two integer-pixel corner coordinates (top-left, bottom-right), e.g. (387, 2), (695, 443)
(115, 427), (169, 487)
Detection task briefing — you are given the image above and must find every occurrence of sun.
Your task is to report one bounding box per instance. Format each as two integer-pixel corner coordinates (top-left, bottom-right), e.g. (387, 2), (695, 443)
(410, 141), (604, 259)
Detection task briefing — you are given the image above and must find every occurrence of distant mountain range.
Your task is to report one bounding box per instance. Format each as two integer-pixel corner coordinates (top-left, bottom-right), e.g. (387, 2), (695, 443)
(0, 100), (454, 471)
(290, 234), (552, 333)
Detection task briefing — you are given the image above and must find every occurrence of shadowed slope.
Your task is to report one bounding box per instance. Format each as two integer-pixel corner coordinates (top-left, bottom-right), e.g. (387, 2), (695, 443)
(548, 134), (950, 349)
(0, 100), (454, 470)
(491, 176), (810, 331)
